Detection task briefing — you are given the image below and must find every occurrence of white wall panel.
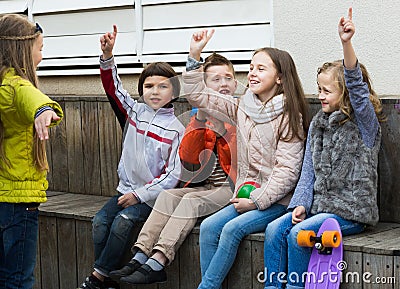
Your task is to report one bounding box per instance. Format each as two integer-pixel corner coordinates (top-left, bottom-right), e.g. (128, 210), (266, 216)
(42, 32), (136, 58)
(29, 0), (273, 75)
(34, 9), (135, 36)
(142, 0), (199, 5)
(32, 0), (134, 14)
(142, 24), (271, 54)
(0, 0), (27, 13)
(143, 0), (270, 29)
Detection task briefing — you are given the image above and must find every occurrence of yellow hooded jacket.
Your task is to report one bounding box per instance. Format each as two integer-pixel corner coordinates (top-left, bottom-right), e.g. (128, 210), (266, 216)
(0, 69), (63, 203)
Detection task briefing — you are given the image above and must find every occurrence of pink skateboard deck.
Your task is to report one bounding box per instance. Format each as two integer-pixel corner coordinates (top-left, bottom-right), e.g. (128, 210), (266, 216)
(300, 218), (343, 289)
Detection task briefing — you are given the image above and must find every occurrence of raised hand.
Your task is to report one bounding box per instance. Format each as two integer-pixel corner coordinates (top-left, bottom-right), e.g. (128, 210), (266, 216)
(338, 7), (355, 43)
(189, 29), (215, 61)
(100, 25), (118, 59)
(339, 7), (357, 69)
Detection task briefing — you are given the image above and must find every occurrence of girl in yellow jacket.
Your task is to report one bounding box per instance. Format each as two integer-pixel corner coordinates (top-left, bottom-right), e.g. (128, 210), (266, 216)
(0, 14), (63, 288)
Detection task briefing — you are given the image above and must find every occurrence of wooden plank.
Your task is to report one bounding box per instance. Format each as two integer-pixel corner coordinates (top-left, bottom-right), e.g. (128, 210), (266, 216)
(98, 101), (120, 196)
(159, 250), (180, 289)
(46, 126), (53, 191)
(251, 240), (265, 289)
(38, 216), (59, 289)
(65, 101), (84, 194)
(34, 229), (42, 289)
(379, 101), (400, 223)
(82, 101), (101, 195)
(76, 220), (95, 285)
(34, 9), (136, 37)
(174, 100), (192, 127)
(341, 251), (362, 289)
(363, 254), (394, 289)
(143, 24), (272, 55)
(344, 229), (400, 256)
(39, 193), (110, 220)
(227, 240), (252, 289)
(344, 223), (400, 241)
(143, 0), (271, 30)
(49, 101), (69, 192)
(42, 32), (137, 59)
(394, 256), (399, 289)
(116, 115), (123, 162)
(179, 231), (201, 288)
(57, 218), (77, 289)
(343, 224), (400, 253)
(362, 237), (400, 256)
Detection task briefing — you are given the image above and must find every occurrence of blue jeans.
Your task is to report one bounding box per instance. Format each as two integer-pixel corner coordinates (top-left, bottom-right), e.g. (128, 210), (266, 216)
(263, 212), (365, 289)
(0, 202), (39, 289)
(198, 203), (286, 289)
(92, 194), (152, 275)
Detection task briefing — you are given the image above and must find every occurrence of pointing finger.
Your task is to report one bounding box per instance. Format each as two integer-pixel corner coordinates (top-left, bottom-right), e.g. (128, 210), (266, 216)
(207, 29), (215, 41)
(348, 7), (353, 20)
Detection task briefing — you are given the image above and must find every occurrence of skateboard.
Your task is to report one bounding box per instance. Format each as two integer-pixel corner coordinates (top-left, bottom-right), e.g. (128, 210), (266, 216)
(297, 218), (343, 289)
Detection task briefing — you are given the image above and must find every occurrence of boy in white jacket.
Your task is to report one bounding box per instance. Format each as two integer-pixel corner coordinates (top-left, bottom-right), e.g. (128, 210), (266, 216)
(78, 25), (185, 289)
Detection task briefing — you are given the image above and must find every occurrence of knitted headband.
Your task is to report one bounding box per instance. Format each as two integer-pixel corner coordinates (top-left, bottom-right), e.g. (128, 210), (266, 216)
(0, 23), (42, 40)
(0, 31), (41, 41)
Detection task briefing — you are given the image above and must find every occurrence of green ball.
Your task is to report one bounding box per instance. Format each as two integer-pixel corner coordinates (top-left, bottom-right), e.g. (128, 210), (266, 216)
(237, 184), (257, 199)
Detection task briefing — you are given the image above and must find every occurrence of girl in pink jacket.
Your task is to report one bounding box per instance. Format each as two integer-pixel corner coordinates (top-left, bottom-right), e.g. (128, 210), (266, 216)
(183, 30), (309, 289)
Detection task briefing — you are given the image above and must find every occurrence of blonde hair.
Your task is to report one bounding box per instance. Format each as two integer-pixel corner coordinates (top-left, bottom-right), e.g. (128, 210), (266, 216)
(0, 14), (48, 171)
(317, 61), (385, 123)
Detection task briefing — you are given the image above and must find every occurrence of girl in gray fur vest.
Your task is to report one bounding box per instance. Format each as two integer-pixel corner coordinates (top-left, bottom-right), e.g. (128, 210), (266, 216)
(263, 7), (385, 289)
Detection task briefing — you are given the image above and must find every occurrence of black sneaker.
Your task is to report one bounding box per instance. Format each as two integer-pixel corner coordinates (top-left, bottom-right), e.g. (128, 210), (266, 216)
(78, 275), (105, 289)
(103, 277), (120, 289)
(120, 264), (167, 284)
(109, 260), (142, 281)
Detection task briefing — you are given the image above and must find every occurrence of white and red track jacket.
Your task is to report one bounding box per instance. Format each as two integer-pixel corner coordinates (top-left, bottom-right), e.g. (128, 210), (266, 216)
(100, 57), (185, 204)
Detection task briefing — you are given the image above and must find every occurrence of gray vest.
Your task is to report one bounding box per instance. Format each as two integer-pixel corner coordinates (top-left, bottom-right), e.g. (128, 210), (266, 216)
(310, 110), (381, 225)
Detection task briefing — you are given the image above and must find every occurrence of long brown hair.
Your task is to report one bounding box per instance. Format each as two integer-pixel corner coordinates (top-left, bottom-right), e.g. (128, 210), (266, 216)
(317, 61), (385, 123)
(0, 14), (48, 171)
(253, 48), (309, 142)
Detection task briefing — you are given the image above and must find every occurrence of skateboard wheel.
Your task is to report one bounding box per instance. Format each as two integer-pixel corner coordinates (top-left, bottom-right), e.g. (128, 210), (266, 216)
(321, 230), (341, 248)
(297, 230), (316, 247)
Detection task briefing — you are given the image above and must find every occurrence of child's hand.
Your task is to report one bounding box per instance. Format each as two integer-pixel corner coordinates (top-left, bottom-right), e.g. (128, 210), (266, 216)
(207, 116), (227, 138)
(196, 108), (207, 121)
(117, 192), (139, 208)
(100, 25), (118, 59)
(338, 7), (355, 43)
(230, 197), (257, 213)
(34, 110), (61, 140)
(189, 29), (215, 61)
(292, 206), (306, 224)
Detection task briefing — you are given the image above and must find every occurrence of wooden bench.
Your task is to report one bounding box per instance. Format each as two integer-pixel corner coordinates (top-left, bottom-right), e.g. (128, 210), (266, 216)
(34, 96), (400, 289)
(34, 192), (400, 289)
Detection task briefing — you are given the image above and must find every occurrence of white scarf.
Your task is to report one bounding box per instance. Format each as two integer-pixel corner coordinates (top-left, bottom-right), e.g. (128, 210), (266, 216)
(241, 90), (284, 124)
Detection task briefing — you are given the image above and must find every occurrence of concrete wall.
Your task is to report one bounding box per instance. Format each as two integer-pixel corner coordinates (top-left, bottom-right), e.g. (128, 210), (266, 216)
(273, 0), (400, 96)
